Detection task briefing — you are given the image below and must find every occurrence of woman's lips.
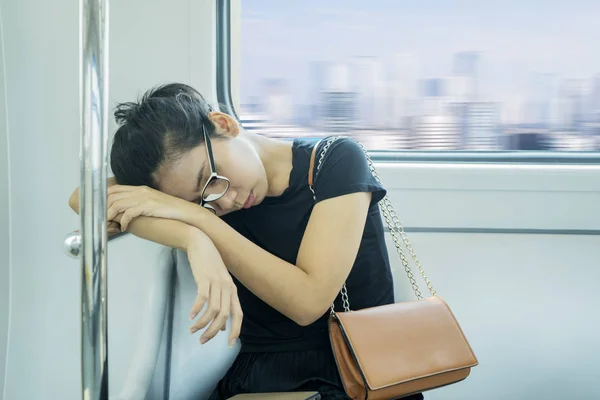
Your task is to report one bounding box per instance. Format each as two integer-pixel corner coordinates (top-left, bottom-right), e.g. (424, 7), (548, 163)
(243, 190), (255, 209)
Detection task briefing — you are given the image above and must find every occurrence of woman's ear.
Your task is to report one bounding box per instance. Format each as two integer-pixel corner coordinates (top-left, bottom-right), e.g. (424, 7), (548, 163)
(208, 112), (240, 137)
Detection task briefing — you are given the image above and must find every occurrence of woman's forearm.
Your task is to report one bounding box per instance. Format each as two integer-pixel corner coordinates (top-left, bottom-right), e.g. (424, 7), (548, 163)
(115, 216), (242, 348)
(122, 209), (321, 326)
(186, 209), (320, 326)
(96, 183), (337, 325)
(68, 177), (117, 214)
(115, 214), (206, 252)
(69, 185), (201, 251)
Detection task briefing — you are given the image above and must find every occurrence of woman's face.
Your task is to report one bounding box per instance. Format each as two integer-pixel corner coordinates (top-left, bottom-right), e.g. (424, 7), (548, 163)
(153, 114), (269, 216)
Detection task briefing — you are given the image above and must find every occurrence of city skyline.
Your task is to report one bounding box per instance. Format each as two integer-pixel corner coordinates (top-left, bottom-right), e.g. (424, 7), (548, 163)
(242, 52), (599, 127)
(239, 1), (600, 151)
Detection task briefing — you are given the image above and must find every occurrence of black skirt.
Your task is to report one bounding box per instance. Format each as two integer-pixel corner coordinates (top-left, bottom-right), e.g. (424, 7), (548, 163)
(208, 347), (424, 400)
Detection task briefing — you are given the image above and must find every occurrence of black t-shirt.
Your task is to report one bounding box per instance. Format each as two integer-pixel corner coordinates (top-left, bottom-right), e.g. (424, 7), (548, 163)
(221, 137), (395, 352)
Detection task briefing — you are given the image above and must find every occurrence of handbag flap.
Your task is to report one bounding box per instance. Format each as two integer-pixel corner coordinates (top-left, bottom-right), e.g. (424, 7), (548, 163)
(333, 296), (478, 391)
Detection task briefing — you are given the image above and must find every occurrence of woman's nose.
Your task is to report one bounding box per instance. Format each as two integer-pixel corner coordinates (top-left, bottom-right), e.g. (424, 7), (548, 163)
(216, 189), (237, 211)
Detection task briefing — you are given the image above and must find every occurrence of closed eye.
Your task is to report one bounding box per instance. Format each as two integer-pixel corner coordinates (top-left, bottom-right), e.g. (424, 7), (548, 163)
(196, 162), (207, 191)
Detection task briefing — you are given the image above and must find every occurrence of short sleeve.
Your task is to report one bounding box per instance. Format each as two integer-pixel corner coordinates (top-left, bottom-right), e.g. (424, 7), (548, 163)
(313, 137), (386, 206)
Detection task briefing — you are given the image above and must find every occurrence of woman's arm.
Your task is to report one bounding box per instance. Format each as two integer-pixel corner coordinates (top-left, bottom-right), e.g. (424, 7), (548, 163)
(108, 185), (373, 326)
(116, 215), (243, 346)
(109, 215), (242, 345)
(69, 177), (198, 250)
(184, 192), (372, 326)
(69, 177), (117, 214)
(68, 186), (242, 346)
(69, 177), (123, 235)
(107, 139), (381, 326)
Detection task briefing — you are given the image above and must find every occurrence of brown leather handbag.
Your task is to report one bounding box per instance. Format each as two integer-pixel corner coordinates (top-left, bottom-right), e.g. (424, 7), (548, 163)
(309, 137), (479, 400)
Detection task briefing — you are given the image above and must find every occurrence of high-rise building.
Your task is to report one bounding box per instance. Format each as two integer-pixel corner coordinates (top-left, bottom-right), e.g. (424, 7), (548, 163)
(317, 63), (358, 132)
(587, 75), (600, 118)
(349, 56), (385, 129)
(544, 131), (597, 151)
(238, 111), (270, 135)
(308, 61), (329, 127)
(327, 63), (350, 92)
(321, 91), (357, 132)
(446, 75), (472, 104)
(388, 53), (419, 129)
(556, 79), (586, 130)
(462, 102), (500, 150)
(452, 51), (480, 101)
(412, 115), (461, 150)
(261, 79), (293, 126)
(421, 78), (446, 116)
(413, 77), (461, 149)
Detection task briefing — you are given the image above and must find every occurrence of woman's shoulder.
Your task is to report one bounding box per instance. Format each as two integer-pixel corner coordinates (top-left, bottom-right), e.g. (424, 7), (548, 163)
(314, 136), (369, 167)
(312, 136), (386, 206)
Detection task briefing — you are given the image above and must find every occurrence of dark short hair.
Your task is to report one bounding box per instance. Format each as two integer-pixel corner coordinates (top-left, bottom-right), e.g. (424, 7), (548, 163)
(110, 83), (218, 187)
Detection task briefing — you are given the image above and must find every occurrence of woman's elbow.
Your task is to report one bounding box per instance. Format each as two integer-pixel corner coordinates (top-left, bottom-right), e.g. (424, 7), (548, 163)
(68, 190), (79, 214)
(292, 302), (331, 327)
(294, 314), (320, 327)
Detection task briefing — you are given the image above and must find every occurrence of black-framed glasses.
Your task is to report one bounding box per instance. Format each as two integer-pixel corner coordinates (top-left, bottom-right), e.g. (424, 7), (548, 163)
(200, 125), (230, 213)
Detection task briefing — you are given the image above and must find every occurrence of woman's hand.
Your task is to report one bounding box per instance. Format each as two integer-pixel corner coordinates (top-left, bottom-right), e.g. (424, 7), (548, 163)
(186, 232), (242, 348)
(107, 185), (197, 231)
(107, 220), (121, 235)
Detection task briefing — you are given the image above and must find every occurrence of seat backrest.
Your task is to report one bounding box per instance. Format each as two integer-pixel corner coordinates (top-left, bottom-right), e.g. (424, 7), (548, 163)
(167, 250), (240, 400)
(105, 234), (174, 400)
(104, 235), (239, 400)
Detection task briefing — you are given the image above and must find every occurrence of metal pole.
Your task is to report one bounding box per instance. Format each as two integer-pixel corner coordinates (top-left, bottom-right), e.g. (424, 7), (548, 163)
(216, 0), (238, 120)
(79, 0), (109, 398)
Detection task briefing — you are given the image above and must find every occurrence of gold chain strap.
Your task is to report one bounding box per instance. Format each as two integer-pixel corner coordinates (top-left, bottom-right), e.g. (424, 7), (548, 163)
(310, 137), (436, 313)
(355, 140), (437, 299)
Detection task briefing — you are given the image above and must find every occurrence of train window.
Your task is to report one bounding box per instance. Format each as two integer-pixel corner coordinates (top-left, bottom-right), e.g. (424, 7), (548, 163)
(232, 0), (600, 154)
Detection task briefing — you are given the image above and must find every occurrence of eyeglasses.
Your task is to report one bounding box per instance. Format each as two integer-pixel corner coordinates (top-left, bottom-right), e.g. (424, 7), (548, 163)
(200, 125), (230, 214)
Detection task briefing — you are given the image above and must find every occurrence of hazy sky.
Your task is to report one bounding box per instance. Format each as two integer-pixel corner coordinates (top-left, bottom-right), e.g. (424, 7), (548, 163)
(240, 0), (600, 107)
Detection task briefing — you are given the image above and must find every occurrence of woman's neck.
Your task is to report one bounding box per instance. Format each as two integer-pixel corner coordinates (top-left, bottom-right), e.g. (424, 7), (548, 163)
(243, 131), (294, 197)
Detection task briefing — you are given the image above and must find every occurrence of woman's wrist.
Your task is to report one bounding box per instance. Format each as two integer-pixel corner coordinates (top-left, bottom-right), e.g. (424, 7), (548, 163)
(182, 225), (213, 252)
(183, 202), (214, 231)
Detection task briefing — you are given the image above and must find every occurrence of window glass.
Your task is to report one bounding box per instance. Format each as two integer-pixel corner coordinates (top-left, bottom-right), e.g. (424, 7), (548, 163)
(239, 0), (600, 152)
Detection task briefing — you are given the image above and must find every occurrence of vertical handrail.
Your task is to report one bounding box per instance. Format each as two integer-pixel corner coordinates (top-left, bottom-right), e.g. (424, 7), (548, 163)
(216, 0), (238, 120)
(79, 0), (110, 398)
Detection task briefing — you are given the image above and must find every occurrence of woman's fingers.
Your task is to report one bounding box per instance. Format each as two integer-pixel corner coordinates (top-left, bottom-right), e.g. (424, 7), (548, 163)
(107, 197), (144, 230)
(188, 280), (242, 347)
(107, 198), (130, 222)
(228, 291), (243, 348)
(190, 282), (221, 338)
(107, 220), (121, 234)
(106, 192), (142, 222)
(186, 244), (242, 347)
(189, 279), (210, 321)
(200, 289), (231, 344)
(119, 205), (145, 231)
(107, 220), (120, 229)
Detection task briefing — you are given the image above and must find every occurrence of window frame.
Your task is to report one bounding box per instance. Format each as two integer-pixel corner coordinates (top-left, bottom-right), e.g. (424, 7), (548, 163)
(216, 0), (600, 165)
